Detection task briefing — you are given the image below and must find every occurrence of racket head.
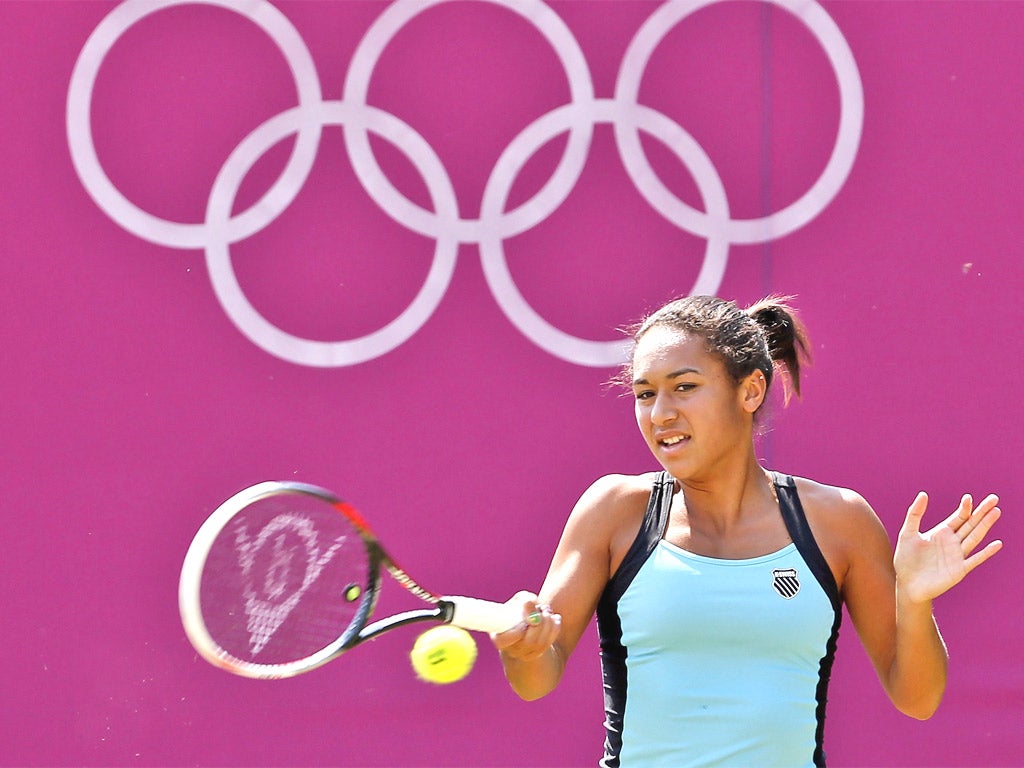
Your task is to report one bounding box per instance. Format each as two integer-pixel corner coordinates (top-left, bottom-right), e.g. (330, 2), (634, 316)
(179, 481), (380, 679)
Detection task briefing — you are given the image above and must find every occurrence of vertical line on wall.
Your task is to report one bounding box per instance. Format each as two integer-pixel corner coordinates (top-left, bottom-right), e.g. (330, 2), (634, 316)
(759, 3), (774, 293)
(759, 2), (775, 465)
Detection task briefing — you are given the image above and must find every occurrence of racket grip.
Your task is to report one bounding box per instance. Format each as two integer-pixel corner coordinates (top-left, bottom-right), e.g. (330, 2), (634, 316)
(443, 596), (524, 634)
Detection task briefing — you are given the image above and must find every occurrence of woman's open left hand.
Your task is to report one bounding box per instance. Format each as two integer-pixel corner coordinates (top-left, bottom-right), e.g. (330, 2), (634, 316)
(894, 492), (1003, 604)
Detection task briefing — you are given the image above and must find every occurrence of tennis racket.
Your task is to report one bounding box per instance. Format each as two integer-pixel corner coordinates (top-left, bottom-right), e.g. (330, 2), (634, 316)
(178, 481), (522, 679)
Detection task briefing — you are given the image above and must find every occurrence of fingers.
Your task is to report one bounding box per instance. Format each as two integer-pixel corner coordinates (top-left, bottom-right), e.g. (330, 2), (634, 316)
(900, 491), (930, 536)
(939, 493), (975, 532)
(489, 591), (537, 649)
(926, 491), (1003, 569)
(964, 538), (1004, 574)
(957, 495), (1001, 552)
(910, 491), (1002, 546)
(514, 604), (562, 661)
(490, 593), (562, 662)
(896, 489), (1003, 603)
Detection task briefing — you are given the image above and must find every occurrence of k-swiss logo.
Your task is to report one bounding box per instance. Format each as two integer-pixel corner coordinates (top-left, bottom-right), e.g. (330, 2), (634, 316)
(772, 568), (801, 599)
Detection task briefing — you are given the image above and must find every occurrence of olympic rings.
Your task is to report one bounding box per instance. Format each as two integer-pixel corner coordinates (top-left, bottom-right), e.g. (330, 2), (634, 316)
(67, 0), (863, 368)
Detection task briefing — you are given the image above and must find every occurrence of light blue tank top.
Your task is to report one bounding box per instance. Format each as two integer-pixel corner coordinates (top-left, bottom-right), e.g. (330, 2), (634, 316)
(596, 472), (842, 768)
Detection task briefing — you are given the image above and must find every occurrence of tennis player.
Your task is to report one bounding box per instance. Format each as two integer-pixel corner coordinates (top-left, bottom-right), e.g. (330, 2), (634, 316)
(492, 295), (1003, 768)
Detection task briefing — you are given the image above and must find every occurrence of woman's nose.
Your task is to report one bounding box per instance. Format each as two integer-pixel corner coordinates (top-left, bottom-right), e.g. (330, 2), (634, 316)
(651, 392), (677, 425)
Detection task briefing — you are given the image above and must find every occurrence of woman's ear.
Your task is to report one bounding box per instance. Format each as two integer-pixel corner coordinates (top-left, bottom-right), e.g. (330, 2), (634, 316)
(740, 370), (768, 414)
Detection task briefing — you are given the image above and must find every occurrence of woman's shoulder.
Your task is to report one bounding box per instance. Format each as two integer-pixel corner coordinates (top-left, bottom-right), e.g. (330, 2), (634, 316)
(573, 471), (665, 516)
(786, 473), (888, 540)
(566, 472), (661, 533)
(573, 473), (664, 576)
(784, 473), (893, 587)
(585, 471), (663, 498)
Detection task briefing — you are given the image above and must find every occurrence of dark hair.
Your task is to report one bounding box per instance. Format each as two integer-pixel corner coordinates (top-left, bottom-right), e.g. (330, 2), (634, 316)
(622, 295), (811, 405)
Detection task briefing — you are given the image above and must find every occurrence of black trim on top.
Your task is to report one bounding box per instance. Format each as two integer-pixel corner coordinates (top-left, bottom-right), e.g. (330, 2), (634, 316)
(596, 471), (674, 768)
(771, 471), (843, 768)
(771, 472), (841, 611)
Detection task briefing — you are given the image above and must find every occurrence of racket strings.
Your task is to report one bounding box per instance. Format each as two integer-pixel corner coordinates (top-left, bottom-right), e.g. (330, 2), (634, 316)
(200, 495), (371, 665)
(232, 513), (348, 655)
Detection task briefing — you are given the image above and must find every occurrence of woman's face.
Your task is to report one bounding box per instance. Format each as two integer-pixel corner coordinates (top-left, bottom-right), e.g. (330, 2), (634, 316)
(631, 325), (763, 481)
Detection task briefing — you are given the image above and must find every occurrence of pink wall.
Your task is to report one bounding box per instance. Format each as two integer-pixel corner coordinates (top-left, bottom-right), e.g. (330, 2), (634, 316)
(2, 1), (1020, 765)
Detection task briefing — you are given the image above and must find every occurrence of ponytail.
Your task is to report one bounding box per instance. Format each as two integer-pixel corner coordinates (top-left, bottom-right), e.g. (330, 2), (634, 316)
(745, 296), (811, 403)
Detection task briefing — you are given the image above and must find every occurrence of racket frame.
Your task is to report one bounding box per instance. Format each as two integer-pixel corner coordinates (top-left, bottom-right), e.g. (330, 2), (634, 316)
(179, 481), (512, 679)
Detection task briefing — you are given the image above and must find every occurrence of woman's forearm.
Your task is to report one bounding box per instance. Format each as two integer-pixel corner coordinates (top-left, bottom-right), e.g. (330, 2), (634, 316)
(886, 590), (949, 719)
(499, 644), (565, 701)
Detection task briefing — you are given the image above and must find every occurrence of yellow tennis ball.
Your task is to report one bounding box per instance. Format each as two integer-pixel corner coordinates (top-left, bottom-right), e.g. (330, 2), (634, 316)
(410, 625), (477, 684)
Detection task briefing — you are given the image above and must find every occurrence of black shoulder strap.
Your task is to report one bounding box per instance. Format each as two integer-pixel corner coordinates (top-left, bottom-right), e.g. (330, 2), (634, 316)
(771, 472), (841, 612)
(601, 472), (674, 606)
(596, 473), (674, 768)
(771, 472), (843, 768)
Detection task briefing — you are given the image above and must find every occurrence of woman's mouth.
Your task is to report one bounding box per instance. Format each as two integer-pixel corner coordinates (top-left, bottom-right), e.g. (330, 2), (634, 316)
(659, 434), (690, 447)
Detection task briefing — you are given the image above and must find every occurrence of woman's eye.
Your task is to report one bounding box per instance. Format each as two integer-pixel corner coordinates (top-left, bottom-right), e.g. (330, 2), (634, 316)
(634, 390), (654, 401)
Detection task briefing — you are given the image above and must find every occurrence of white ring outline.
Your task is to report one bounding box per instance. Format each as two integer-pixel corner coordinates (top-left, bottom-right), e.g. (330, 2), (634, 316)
(341, 0), (596, 243)
(479, 99), (730, 366)
(66, 0), (323, 249)
(205, 101), (460, 367)
(616, 0), (864, 244)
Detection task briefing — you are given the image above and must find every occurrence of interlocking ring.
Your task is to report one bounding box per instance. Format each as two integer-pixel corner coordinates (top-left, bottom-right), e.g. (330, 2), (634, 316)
(67, 0), (863, 367)
(67, 0), (323, 250)
(205, 101), (460, 366)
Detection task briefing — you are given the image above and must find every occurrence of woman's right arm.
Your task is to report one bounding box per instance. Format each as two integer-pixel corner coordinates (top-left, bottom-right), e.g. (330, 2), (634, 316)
(492, 474), (648, 700)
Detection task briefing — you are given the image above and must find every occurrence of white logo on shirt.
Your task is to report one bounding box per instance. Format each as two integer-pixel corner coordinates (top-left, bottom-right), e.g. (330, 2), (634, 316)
(772, 568), (801, 599)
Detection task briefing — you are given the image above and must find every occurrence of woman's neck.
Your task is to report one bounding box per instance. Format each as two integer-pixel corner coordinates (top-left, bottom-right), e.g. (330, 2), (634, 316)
(676, 453), (775, 534)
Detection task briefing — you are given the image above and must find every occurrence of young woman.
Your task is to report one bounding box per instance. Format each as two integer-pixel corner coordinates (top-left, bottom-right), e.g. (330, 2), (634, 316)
(492, 295), (1003, 768)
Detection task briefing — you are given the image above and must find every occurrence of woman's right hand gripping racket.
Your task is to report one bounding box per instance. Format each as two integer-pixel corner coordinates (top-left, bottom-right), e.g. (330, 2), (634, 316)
(178, 481), (522, 679)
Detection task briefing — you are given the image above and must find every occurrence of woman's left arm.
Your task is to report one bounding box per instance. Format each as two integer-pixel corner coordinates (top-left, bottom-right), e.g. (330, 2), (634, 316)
(841, 490), (1002, 719)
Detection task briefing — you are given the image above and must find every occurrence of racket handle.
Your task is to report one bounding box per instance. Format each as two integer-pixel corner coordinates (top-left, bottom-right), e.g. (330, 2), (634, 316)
(443, 596), (524, 634)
